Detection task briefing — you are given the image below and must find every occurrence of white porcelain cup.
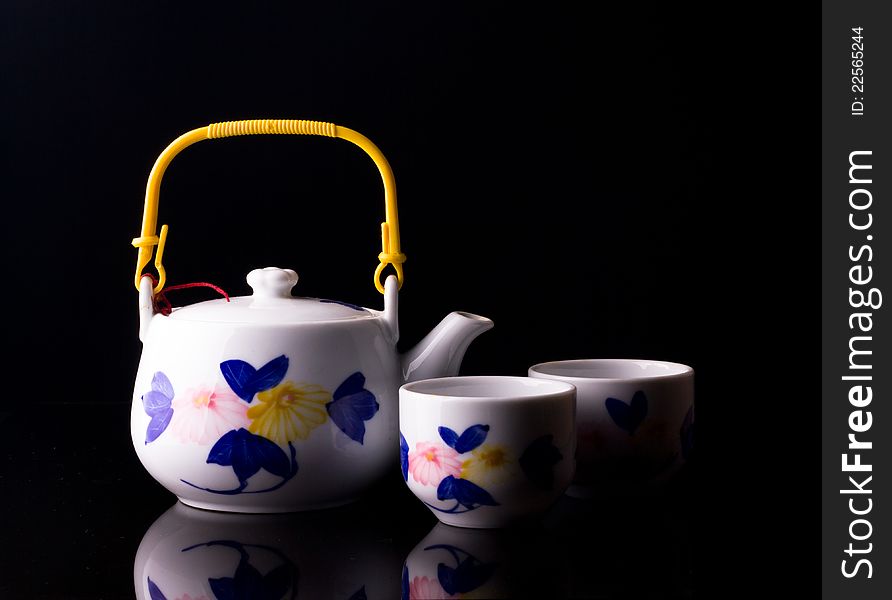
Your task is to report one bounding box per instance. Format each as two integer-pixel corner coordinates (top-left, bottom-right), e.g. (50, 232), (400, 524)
(399, 376), (576, 528)
(529, 359), (694, 495)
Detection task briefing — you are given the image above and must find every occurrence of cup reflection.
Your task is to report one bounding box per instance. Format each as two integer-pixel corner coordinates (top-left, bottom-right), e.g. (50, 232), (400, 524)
(134, 502), (400, 600)
(402, 522), (567, 599)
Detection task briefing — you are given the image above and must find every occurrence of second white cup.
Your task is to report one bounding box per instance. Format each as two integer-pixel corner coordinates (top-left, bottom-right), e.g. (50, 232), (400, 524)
(529, 359), (694, 495)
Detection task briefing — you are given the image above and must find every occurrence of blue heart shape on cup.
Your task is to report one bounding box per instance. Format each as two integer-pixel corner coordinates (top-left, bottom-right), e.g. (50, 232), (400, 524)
(605, 390), (648, 435)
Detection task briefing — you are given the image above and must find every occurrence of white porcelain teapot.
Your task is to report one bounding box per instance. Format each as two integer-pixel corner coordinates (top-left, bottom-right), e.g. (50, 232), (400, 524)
(129, 120), (493, 512)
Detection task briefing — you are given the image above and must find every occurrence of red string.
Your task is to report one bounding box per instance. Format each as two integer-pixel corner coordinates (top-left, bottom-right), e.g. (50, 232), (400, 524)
(141, 274), (230, 316)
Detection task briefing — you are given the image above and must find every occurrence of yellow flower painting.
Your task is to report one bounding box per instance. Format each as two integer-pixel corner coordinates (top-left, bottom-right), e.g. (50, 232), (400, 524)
(460, 443), (516, 486)
(247, 381), (331, 444)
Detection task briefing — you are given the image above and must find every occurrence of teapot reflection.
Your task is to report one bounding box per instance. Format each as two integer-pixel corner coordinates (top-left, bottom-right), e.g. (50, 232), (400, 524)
(135, 502), (400, 599)
(402, 522), (567, 600)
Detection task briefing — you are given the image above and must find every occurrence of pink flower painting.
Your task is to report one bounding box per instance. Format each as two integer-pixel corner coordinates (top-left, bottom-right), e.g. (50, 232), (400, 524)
(169, 386), (250, 444)
(409, 576), (451, 599)
(408, 441), (462, 486)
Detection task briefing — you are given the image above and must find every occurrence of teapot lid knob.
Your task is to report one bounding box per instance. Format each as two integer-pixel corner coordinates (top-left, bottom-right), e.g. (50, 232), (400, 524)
(247, 267), (299, 299)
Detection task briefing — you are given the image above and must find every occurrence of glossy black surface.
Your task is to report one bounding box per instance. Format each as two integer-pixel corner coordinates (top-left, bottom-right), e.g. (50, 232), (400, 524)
(0, 404), (691, 598)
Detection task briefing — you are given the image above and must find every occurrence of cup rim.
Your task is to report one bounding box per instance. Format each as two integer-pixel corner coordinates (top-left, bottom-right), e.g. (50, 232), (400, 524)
(400, 375), (575, 402)
(528, 358), (693, 383)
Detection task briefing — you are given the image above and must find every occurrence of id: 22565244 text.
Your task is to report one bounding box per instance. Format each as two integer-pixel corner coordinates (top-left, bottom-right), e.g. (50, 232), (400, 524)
(851, 27), (865, 116)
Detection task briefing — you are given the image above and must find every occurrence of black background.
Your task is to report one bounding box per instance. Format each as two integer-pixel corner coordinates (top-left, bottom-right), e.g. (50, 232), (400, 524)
(4, 0), (721, 393)
(2, 1), (817, 597)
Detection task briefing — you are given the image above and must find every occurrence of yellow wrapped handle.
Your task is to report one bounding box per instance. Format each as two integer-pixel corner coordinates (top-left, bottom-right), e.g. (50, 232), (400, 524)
(132, 119), (406, 294)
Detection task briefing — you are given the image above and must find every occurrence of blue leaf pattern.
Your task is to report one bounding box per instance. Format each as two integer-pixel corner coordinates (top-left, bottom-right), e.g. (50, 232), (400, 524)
(206, 429), (239, 466)
(206, 428), (292, 484)
(436, 475), (458, 501)
(438, 424), (489, 453)
(252, 436), (292, 480)
(142, 390), (171, 415)
(208, 575), (238, 599)
(437, 475), (499, 509)
(147, 577), (167, 600)
(438, 564), (459, 595)
(220, 355), (289, 403)
(424, 543), (497, 596)
(454, 424), (489, 453)
(326, 372), (379, 444)
(182, 540), (297, 600)
(208, 556), (289, 599)
(401, 564), (409, 600)
(185, 429), (298, 495)
(151, 371), (174, 399)
(145, 408), (174, 444)
(438, 426), (459, 448)
(142, 371), (174, 444)
(605, 390), (648, 435)
(400, 432), (409, 481)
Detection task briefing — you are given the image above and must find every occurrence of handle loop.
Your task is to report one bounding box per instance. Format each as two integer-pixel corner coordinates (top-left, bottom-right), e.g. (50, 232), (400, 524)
(132, 119), (405, 294)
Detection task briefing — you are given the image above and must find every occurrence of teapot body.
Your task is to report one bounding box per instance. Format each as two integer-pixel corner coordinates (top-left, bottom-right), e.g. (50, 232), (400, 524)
(131, 315), (400, 512)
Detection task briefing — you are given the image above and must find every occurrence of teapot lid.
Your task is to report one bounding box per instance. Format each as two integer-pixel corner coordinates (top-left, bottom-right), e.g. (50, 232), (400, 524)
(167, 267), (376, 324)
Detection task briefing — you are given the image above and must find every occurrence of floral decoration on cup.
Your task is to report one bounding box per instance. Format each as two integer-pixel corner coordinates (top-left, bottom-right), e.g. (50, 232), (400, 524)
(406, 424), (498, 514)
(404, 423), (566, 515)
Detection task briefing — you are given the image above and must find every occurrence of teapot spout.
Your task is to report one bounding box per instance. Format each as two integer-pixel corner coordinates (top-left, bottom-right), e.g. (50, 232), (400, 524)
(402, 312), (493, 383)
